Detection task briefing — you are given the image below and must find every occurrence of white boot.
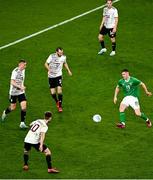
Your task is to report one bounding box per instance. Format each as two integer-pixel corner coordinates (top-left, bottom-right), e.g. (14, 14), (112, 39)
(98, 48), (107, 55)
(1, 110), (7, 121)
(110, 51), (116, 56)
(20, 122), (28, 129)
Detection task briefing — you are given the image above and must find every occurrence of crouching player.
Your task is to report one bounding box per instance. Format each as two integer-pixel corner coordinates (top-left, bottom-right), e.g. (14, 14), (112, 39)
(23, 111), (59, 173)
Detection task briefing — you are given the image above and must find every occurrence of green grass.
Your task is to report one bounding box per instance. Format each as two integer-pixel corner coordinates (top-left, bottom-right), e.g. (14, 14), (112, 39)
(0, 0), (153, 178)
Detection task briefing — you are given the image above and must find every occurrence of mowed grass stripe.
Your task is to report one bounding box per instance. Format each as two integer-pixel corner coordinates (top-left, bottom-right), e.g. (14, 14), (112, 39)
(0, 0), (120, 51)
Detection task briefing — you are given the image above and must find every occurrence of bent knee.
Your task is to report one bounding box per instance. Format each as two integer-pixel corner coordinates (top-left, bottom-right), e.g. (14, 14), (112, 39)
(44, 148), (51, 155)
(135, 111), (141, 116)
(98, 34), (104, 41)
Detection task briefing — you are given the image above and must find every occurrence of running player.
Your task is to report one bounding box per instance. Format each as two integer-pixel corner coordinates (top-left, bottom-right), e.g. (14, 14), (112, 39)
(45, 47), (72, 112)
(114, 69), (152, 128)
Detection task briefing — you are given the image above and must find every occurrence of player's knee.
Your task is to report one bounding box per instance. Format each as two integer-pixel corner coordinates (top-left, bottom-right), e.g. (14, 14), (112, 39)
(21, 108), (26, 112)
(111, 38), (116, 43)
(98, 35), (104, 41)
(11, 105), (16, 111)
(44, 148), (51, 156)
(135, 111), (141, 116)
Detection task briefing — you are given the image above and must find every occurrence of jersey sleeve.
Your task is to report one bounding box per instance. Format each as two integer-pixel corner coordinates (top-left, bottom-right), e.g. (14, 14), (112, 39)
(117, 80), (122, 88)
(133, 78), (141, 86)
(64, 56), (67, 63)
(41, 126), (48, 133)
(46, 55), (52, 64)
(114, 8), (118, 17)
(103, 8), (106, 16)
(11, 70), (17, 80)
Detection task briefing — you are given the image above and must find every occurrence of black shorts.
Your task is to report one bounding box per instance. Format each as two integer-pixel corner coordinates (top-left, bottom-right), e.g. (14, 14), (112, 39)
(24, 142), (48, 152)
(9, 93), (27, 104)
(100, 26), (116, 38)
(49, 76), (62, 88)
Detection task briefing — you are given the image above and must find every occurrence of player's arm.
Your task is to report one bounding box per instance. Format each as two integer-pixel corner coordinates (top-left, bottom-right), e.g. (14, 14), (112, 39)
(99, 16), (105, 31)
(39, 132), (46, 152)
(11, 79), (26, 91)
(113, 17), (118, 33)
(44, 61), (49, 71)
(64, 62), (72, 76)
(140, 82), (152, 96)
(113, 86), (120, 104)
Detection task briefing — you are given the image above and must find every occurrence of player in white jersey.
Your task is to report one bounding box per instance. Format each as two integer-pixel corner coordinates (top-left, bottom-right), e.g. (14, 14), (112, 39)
(23, 111), (59, 173)
(45, 47), (72, 112)
(1, 60), (28, 128)
(98, 0), (118, 56)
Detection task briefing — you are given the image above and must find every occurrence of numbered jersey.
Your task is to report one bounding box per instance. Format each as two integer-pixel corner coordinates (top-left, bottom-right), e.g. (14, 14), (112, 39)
(24, 119), (48, 144)
(46, 53), (66, 78)
(9, 67), (25, 96)
(117, 76), (141, 98)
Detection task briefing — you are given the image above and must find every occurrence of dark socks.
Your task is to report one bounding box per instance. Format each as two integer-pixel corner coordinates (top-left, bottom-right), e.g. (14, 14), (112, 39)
(51, 94), (58, 103)
(24, 154), (29, 165)
(58, 94), (63, 107)
(21, 110), (26, 122)
(112, 42), (116, 51)
(100, 41), (105, 48)
(5, 107), (11, 114)
(46, 155), (52, 169)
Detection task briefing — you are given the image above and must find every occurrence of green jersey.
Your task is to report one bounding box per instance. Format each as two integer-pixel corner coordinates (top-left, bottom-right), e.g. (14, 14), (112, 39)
(117, 76), (141, 97)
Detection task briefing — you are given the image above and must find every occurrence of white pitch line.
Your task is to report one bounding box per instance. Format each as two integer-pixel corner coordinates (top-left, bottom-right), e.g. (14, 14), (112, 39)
(0, 0), (120, 50)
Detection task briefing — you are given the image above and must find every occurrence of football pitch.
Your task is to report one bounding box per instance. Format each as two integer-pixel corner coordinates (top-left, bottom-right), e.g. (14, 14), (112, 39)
(0, 0), (153, 178)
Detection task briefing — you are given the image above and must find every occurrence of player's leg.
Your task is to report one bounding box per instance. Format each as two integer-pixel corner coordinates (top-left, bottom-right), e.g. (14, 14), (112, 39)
(130, 96), (152, 128)
(43, 147), (59, 173)
(117, 103), (127, 128)
(19, 94), (28, 128)
(23, 143), (31, 170)
(98, 26), (107, 55)
(134, 109), (152, 128)
(109, 29), (116, 56)
(1, 96), (17, 121)
(57, 76), (63, 112)
(57, 86), (63, 112)
(110, 37), (116, 56)
(49, 78), (58, 105)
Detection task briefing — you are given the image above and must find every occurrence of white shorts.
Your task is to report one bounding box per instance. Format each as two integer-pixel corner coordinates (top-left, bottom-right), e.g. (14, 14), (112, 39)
(121, 96), (140, 110)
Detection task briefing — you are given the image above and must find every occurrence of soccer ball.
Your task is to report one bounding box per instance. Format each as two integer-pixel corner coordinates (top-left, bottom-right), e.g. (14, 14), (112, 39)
(92, 114), (102, 122)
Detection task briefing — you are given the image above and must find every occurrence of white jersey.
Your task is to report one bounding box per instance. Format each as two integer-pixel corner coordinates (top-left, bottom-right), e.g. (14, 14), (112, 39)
(103, 6), (118, 28)
(24, 119), (48, 144)
(9, 67), (25, 96)
(46, 53), (66, 78)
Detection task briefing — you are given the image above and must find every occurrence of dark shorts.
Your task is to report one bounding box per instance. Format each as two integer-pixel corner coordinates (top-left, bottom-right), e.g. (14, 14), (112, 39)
(100, 26), (116, 38)
(9, 93), (27, 104)
(49, 76), (62, 88)
(24, 142), (48, 152)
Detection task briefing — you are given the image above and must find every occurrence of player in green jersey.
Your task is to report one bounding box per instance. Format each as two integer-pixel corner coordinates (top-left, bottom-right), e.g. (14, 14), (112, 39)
(113, 69), (152, 128)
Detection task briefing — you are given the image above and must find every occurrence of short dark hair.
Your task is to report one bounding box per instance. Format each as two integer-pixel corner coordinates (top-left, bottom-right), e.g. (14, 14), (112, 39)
(19, 59), (26, 63)
(121, 69), (129, 73)
(56, 47), (63, 52)
(44, 111), (52, 120)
